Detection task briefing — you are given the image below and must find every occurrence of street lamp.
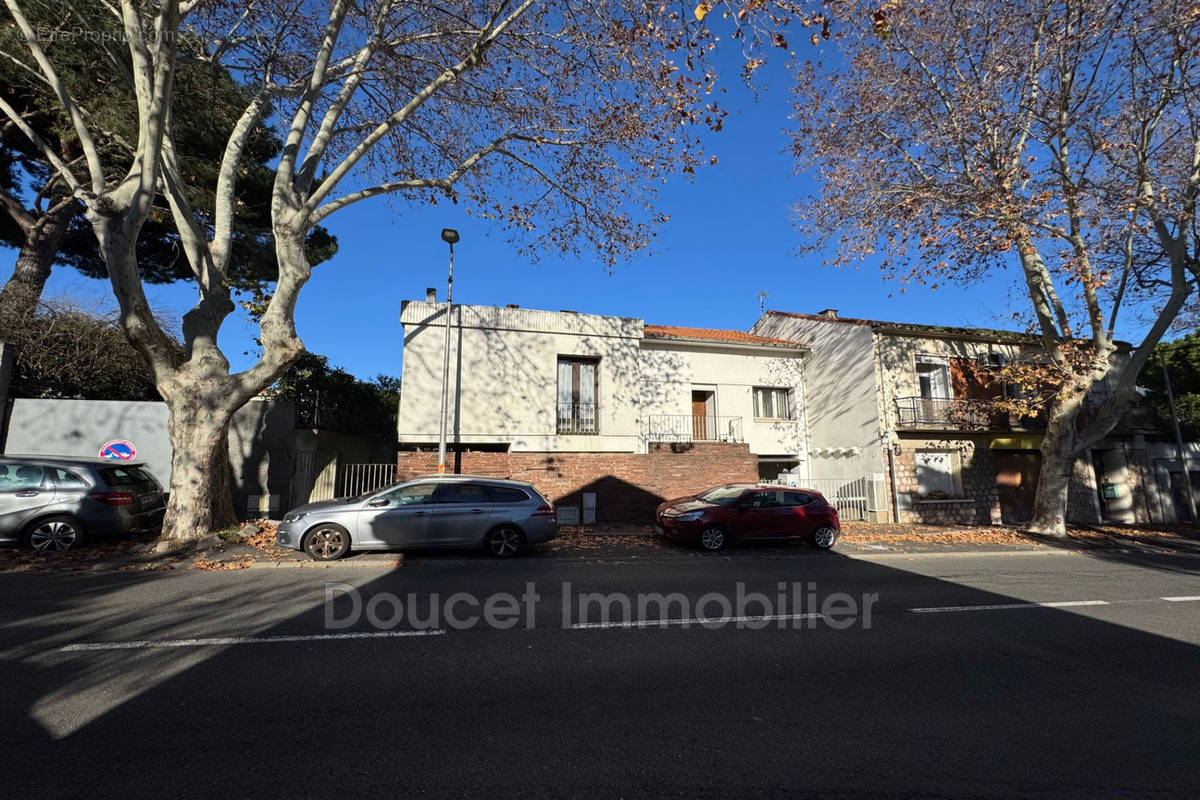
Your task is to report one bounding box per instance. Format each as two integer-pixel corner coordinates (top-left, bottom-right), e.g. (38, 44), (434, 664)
(437, 229), (459, 474)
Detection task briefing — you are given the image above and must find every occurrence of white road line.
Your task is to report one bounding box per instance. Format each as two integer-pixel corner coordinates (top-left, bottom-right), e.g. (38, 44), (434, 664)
(1162, 596), (1200, 602)
(909, 600), (1109, 614)
(570, 613), (823, 630)
(60, 628), (445, 652)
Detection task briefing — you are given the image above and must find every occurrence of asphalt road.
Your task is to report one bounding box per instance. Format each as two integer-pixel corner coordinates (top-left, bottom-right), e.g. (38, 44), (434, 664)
(1, 545), (1198, 799)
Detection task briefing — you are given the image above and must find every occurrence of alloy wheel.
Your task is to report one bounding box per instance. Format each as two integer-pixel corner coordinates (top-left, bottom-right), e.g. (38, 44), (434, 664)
(812, 526), (838, 550)
(306, 527), (348, 560)
(488, 528), (522, 557)
(29, 519), (80, 552)
(699, 526), (726, 551)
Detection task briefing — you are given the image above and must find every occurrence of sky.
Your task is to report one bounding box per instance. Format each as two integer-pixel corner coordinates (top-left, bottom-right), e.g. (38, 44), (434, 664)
(3, 45), (1047, 382)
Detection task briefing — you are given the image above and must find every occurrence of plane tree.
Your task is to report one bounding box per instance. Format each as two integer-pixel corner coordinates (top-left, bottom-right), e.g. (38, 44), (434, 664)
(791, 0), (1199, 535)
(0, 0), (741, 542)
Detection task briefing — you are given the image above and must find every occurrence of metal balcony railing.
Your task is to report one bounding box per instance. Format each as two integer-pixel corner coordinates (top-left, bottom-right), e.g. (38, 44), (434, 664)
(557, 402), (599, 434)
(894, 396), (1041, 431)
(646, 414), (744, 443)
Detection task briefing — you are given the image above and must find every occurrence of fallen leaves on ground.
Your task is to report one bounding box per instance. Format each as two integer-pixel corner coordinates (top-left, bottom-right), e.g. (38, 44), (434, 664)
(193, 555), (255, 571)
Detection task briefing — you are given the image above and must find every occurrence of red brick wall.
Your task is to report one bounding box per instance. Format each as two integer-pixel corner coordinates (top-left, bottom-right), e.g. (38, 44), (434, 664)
(396, 443), (759, 522)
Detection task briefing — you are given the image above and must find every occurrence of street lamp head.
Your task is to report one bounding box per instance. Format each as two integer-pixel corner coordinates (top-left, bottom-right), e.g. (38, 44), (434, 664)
(441, 228), (460, 245)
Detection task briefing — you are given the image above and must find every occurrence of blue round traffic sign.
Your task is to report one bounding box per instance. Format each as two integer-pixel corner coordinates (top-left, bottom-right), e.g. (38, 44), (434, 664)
(99, 440), (137, 461)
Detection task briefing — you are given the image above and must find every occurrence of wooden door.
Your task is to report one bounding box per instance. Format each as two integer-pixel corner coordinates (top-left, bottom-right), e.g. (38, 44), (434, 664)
(994, 450), (1041, 524)
(691, 392), (712, 440)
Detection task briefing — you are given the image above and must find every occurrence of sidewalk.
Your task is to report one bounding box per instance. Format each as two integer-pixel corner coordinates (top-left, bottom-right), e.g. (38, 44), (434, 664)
(1, 519), (1197, 573)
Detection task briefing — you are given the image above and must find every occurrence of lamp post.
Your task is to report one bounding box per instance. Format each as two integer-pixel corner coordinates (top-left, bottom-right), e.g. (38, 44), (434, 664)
(437, 228), (459, 474)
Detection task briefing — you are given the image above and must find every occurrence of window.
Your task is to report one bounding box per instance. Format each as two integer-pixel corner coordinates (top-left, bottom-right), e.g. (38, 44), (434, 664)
(487, 486), (531, 504)
(915, 450), (957, 497)
(0, 463), (45, 489)
(434, 483), (490, 504)
(100, 466), (156, 487)
(748, 490), (783, 509)
(753, 387), (791, 419)
(52, 468), (89, 488)
(916, 356), (951, 400)
(557, 357), (599, 434)
(783, 491), (816, 507)
(380, 483), (437, 506)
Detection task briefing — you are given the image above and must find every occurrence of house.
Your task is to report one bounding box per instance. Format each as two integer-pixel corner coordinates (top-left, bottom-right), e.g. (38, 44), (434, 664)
(752, 309), (1160, 525)
(394, 298), (811, 521)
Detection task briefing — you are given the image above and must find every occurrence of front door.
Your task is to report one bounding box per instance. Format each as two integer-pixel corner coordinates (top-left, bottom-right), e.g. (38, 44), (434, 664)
(692, 390), (714, 441)
(995, 450), (1041, 524)
(0, 463), (53, 542)
(362, 482), (438, 546)
(738, 489), (794, 537)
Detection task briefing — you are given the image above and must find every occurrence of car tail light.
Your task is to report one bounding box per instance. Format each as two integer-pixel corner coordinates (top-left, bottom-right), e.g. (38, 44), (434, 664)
(90, 491), (136, 505)
(533, 504), (555, 517)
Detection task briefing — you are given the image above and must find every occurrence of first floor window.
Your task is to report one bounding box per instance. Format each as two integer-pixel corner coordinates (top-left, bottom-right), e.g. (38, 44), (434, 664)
(557, 357), (598, 434)
(916, 356), (951, 400)
(915, 450), (956, 497)
(753, 387), (791, 419)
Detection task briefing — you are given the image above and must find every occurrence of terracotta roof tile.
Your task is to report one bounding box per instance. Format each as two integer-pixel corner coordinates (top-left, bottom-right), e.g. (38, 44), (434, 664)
(643, 324), (803, 348)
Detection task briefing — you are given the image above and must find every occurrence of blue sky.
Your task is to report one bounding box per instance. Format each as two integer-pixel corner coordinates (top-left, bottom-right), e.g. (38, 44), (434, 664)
(5, 47), (1040, 382)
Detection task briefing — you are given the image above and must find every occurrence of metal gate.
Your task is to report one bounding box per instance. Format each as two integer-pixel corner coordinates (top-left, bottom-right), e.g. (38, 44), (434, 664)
(338, 462), (397, 497)
(803, 477), (870, 521)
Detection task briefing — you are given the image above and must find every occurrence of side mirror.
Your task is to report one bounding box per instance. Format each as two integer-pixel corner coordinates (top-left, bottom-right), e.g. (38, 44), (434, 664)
(366, 497), (390, 507)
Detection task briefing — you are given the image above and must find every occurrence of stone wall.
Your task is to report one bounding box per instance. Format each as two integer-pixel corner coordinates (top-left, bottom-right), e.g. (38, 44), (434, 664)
(892, 438), (1001, 525)
(396, 442), (759, 522)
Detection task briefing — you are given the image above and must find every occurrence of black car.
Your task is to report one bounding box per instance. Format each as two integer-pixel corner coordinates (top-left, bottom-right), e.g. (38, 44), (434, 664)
(0, 456), (167, 551)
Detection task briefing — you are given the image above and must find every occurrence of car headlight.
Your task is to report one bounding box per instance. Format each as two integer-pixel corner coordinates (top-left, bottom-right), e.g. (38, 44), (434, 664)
(674, 511), (703, 522)
(283, 512), (308, 523)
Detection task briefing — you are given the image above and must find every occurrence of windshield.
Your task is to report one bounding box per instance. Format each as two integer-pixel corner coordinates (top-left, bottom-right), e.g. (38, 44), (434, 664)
(696, 485), (749, 505)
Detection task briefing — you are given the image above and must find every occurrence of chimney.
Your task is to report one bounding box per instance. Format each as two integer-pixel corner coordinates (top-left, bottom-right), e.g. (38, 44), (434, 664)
(425, 287), (437, 303)
(506, 304), (520, 309)
(818, 308), (838, 319)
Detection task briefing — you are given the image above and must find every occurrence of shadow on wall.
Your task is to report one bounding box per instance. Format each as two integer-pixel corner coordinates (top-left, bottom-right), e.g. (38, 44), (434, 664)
(555, 476), (666, 523)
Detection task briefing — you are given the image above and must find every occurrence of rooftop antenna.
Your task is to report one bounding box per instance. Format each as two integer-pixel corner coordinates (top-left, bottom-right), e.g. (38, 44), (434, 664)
(758, 290), (770, 316)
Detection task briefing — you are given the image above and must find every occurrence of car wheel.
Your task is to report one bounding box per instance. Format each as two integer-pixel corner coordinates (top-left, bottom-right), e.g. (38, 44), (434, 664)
(698, 525), (727, 552)
(811, 526), (838, 550)
(485, 526), (523, 558)
(24, 515), (84, 552)
(303, 524), (351, 561)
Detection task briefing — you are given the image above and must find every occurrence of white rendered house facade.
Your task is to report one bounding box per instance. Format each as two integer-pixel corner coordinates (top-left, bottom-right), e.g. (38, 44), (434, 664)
(396, 299), (809, 478)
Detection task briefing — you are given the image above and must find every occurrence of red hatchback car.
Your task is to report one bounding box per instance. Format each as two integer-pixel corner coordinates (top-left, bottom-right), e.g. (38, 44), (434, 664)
(655, 484), (841, 551)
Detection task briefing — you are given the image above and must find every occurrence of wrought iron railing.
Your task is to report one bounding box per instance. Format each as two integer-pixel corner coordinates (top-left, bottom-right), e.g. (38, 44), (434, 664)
(557, 402), (599, 434)
(894, 396), (1032, 431)
(646, 414), (744, 443)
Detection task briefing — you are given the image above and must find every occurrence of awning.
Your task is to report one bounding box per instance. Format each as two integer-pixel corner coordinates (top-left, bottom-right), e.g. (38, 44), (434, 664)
(988, 435), (1043, 451)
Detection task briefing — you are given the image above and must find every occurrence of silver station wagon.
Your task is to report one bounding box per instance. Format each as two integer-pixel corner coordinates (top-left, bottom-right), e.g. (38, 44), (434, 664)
(276, 475), (558, 560)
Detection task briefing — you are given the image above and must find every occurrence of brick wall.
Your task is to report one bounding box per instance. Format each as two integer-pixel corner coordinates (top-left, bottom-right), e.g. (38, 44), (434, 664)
(396, 442), (759, 522)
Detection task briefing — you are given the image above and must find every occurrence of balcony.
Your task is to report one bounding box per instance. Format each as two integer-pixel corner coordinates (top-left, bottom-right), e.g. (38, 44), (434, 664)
(647, 414), (744, 443)
(557, 402), (599, 435)
(894, 396), (1045, 432)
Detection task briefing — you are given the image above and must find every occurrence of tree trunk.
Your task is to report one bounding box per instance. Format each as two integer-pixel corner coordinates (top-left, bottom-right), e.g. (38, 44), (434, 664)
(1025, 385), (1089, 538)
(161, 391), (238, 542)
(0, 203), (74, 335)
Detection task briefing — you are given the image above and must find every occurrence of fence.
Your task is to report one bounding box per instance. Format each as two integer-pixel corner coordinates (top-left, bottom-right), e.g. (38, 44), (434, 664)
(788, 476), (871, 521)
(646, 414), (744, 443)
(337, 462), (398, 498)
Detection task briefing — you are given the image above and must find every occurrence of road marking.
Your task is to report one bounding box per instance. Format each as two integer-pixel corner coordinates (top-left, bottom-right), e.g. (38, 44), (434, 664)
(60, 628), (445, 652)
(570, 613), (824, 630)
(909, 600), (1109, 614)
(1162, 596), (1200, 602)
